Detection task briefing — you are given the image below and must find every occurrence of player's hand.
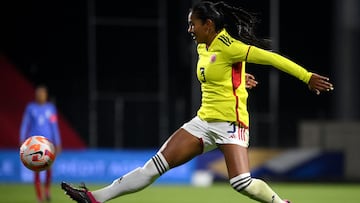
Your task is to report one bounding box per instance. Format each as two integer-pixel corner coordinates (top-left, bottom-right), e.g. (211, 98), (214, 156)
(308, 73), (334, 95)
(245, 73), (258, 89)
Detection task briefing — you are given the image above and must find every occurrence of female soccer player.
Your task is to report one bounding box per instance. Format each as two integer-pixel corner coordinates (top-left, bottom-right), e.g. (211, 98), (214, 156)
(62, 1), (333, 203)
(20, 85), (62, 203)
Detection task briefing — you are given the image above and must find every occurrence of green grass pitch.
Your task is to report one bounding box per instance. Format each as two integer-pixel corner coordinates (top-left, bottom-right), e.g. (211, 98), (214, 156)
(1, 182), (359, 203)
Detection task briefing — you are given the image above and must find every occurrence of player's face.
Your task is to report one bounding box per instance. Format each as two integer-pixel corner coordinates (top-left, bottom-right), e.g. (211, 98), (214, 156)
(35, 87), (48, 104)
(187, 11), (209, 44)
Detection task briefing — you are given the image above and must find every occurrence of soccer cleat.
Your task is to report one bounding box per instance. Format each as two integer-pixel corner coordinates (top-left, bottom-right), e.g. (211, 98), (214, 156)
(61, 182), (100, 203)
(284, 200), (291, 203)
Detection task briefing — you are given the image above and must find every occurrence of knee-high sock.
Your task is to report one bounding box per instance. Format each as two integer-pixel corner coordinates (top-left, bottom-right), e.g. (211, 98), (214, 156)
(92, 153), (169, 202)
(34, 172), (43, 201)
(230, 173), (285, 203)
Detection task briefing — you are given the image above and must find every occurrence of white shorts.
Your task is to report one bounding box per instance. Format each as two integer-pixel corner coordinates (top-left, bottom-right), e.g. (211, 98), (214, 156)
(181, 116), (249, 153)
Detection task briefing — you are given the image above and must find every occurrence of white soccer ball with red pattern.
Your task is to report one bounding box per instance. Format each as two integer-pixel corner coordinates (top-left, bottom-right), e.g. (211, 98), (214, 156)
(20, 135), (56, 172)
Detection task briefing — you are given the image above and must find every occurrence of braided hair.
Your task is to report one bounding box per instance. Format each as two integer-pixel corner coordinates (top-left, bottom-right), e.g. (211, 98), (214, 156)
(191, 1), (270, 49)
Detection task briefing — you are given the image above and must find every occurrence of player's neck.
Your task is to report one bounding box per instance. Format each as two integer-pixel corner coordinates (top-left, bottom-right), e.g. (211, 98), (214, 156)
(36, 101), (47, 105)
(206, 30), (219, 48)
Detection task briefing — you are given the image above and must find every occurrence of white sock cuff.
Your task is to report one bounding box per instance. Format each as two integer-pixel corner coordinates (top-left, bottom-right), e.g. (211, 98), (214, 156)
(230, 172), (252, 192)
(151, 153), (169, 175)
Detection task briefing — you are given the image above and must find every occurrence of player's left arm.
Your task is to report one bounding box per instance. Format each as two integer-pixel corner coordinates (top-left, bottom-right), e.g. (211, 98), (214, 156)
(246, 46), (334, 95)
(50, 104), (62, 154)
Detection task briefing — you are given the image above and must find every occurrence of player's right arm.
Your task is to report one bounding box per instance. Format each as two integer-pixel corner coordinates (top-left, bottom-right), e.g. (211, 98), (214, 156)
(19, 104), (31, 144)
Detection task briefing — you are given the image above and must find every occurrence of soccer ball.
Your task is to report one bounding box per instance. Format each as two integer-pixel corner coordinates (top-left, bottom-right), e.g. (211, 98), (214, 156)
(20, 135), (56, 172)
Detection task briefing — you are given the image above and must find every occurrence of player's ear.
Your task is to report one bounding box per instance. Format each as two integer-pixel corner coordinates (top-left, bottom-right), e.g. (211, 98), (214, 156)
(205, 19), (214, 27)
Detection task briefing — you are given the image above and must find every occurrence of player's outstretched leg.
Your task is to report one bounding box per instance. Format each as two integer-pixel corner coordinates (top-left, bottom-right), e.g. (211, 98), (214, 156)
(62, 153), (169, 203)
(62, 128), (202, 203)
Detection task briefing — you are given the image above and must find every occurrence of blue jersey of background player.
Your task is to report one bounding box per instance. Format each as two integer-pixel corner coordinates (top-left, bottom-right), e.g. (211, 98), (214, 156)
(19, 85), (61, 203)
(20, 86), (61, 147)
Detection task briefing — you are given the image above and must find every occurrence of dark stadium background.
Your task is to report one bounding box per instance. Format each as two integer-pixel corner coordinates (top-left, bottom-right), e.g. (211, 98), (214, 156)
(0, 0), (358, 148)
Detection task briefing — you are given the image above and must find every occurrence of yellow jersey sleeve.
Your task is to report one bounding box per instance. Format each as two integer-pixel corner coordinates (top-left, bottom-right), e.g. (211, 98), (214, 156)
(223, 40), (252, 64)
(246, 46), (312, 84)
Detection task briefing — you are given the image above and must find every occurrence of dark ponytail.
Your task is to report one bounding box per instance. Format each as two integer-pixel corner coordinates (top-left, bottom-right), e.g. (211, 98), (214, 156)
(191, 1), (270, 49)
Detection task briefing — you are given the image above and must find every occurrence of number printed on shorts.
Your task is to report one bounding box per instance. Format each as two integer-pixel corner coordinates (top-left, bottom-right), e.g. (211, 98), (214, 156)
(227, 123), (236, 133)
(227, 123), (237, 139)
(227, 123), (247, 142)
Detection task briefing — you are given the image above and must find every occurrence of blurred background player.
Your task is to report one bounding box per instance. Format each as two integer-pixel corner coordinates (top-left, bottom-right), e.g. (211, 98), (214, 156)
(20, 85), (61, 203)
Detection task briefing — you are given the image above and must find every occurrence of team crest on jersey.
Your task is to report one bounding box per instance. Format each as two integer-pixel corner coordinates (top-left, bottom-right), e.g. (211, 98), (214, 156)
(210, 54), (216, 63)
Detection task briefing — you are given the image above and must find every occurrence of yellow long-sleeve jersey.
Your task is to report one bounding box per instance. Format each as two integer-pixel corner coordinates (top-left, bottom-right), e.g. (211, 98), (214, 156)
(196, 29), (312, 127)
